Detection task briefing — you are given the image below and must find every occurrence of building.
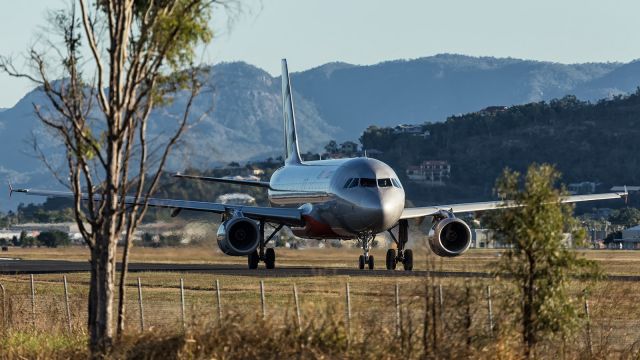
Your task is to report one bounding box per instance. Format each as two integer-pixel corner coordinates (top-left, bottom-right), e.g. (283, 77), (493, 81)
(478, 106), (508, 116)
(623, 225), (640, 240)
(406, 160), (451, 186)
(216, 193), (256, 206)
(339, 141), (359, 154)
(393, 124), (431, 138)
(472, 229), (497, 248)
(568, 181), (598, 195)
(610, 186), (640, 192)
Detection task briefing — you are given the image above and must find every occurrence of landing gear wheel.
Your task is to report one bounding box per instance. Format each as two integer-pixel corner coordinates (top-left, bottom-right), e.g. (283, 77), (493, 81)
(368, 255), (375, 270)
(386, 249), (397, 270)
(358, 255), (365, 270)
(265, 248), (276, 269)
(248, 250), (259, 269)
(403, 249), (413, 271)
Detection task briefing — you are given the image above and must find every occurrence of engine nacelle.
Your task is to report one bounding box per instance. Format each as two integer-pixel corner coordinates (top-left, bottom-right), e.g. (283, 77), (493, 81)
(216, 217), (260, 256)
(428, 217), (472, 257)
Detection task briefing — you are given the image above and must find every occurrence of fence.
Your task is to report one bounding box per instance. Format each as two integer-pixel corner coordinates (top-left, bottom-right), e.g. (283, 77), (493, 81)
(0, 274), (639, 353)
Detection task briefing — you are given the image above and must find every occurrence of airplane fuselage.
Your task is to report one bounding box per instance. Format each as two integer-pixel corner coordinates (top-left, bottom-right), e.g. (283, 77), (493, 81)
(268, 157), (405, 239)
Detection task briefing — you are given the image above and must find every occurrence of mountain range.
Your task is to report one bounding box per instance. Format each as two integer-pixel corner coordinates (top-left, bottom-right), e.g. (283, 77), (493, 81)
(1, 53), (640, 210)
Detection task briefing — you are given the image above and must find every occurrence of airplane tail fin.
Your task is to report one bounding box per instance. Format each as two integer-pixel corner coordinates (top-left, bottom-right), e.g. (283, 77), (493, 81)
(281, 59), (302, 165)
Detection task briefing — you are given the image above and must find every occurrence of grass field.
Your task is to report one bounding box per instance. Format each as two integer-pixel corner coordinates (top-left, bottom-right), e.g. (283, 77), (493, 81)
(2, 245), (640, 358)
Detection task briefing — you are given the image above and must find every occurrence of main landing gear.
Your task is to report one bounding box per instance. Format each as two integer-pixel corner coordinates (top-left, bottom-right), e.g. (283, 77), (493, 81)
(357, 232), (375, 270)
(248, 221), (283, 270)
(385, 219), (413, 271)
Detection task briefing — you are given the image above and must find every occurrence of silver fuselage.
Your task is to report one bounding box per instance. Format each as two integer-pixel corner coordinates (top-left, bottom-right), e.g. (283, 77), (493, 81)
(268, 157), (405, 239)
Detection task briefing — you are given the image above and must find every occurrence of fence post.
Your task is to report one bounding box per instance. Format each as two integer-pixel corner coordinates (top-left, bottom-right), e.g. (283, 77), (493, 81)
(432, 285), (438, 352)
(293, 284), (301, 332)
(486, 285), (494, 337)
(395, 283), (400, 337)
(345, 282), (352, 345)
(63, 276), (72, 334)
(215, 279), (222, 325)
(583, 290), (594, 357)
(0, 282), (5, 330)
(137, 277), (145, 332)
(438, 284), (444, 331)
(30, 274), (35, 329)
(260, 280), (266, 320)
(180, 278), (185, 330)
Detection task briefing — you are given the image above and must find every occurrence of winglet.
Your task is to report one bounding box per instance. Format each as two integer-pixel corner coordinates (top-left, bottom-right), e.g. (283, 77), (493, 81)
(8, 183), (28, 197)
(624, 185), (629, 204)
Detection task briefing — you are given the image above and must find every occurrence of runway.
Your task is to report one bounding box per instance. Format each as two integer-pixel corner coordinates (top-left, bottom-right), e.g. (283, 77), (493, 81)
(0, 258), (639, 281)
(0, 258), (480, 278)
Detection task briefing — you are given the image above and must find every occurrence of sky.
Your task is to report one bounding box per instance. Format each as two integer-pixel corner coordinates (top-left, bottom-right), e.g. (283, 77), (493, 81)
(1, 0), (640, 108)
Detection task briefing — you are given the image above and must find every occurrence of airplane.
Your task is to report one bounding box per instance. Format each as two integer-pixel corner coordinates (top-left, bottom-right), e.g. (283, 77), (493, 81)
(12, 59), (627, 271)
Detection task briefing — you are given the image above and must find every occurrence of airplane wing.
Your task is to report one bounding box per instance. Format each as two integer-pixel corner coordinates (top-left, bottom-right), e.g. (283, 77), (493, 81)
(400, 192), (627, 220)
(173, 173), (271, 188)
(11, 188), (304, 225)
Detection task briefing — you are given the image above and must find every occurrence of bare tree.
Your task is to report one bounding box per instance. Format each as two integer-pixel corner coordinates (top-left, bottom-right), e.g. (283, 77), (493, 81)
(1, 0), (218, 354)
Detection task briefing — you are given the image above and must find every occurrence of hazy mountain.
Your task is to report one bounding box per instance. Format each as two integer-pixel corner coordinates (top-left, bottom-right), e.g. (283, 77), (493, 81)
(2, 54), (640, 210)
(573, 60), (640, 99)
(291, 54), (622, 134)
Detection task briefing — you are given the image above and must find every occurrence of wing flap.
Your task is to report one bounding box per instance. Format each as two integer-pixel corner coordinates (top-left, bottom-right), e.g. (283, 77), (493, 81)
(400, 192), (626, 220)
(13, 188), (303, 225)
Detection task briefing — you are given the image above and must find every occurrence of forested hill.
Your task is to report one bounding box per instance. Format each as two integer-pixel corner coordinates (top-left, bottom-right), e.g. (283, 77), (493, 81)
(360, 92), (640, 205)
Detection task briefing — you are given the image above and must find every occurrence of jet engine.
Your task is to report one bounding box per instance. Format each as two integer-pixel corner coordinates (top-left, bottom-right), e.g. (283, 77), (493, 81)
(217, 216), (260, 256)
(428, 217), (472, 257)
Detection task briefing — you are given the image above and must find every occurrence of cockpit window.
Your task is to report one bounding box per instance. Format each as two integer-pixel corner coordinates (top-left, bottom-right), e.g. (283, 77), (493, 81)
(344, 178), (354, 188)
(378, 178), (392, 187)
(359, 178), (377, 187)
(391, 178), (403, 188)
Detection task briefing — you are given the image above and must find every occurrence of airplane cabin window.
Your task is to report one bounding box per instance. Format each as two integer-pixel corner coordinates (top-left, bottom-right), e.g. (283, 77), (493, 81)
(378, 178), (392, 187)
(359, 178), (377, 187)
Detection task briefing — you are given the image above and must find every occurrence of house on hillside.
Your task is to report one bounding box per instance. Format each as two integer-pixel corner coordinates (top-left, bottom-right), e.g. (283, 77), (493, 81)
(216, 193), (256, 206)
(406, 160), (451, 186)
(340, 141), (359, 155)
(568, 181), (598, 195)
(393, 124), (431, 138)
(478, 106), (508, 116)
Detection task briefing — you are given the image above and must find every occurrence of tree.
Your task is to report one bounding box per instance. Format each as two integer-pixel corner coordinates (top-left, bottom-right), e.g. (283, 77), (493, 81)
(1, 0), (217, 354)
(324, 140), (338, 154)
(21, 236), (39, 248)
(608, 207), (640, 228)
(489, 164), (598, 358)
(37, 230), (72, 248)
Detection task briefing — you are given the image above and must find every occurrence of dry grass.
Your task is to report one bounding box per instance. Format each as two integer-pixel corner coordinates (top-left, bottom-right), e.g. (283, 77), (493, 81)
(2, 246), (640, 358)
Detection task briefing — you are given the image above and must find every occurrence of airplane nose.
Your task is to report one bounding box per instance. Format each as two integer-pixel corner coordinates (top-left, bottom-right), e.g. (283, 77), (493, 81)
(380, 190), (403, 230)
(350, 188), (404, 233)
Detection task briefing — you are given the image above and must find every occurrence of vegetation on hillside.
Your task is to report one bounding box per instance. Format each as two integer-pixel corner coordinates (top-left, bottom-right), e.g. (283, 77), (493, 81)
(361, 91), (640, 205)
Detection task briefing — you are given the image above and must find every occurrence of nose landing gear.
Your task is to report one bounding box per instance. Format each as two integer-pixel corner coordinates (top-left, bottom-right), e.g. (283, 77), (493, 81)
(357, 232), (375, 269)
(386, 219), (413, 271)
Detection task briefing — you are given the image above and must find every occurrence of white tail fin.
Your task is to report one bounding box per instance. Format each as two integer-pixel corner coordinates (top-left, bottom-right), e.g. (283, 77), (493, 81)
(281, 59), (302, 164)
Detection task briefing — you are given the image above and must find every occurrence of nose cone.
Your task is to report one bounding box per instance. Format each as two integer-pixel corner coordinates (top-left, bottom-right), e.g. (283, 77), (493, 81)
(380, 189), (404, 231)
(353, 189), (404, 233)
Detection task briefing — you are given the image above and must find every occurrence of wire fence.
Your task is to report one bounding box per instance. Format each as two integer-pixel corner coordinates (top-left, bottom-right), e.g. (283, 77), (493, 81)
(0, 274), (640, 353)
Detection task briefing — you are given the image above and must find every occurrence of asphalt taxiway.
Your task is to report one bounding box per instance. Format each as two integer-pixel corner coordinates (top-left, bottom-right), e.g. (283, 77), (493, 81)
(0, 258), (639, 281)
